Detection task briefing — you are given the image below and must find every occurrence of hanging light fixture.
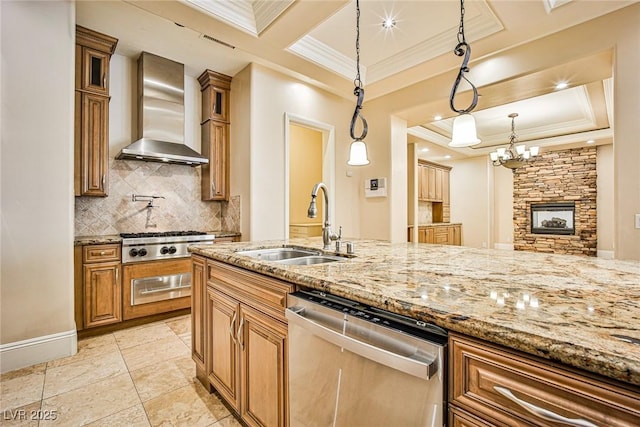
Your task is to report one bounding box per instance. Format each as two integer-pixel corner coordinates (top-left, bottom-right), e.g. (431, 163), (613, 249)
(347, 0), (370, 166)
(489, 113), (539, 170)
(449, 0), (480, 148)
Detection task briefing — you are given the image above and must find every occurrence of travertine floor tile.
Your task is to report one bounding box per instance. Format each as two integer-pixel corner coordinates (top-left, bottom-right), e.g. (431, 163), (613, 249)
(209, 415), (243, 427)
(114, 322), (177, 350)
(130, 357), (193, 402)
(143, 383), (230, 427)
(165, 316), (190, 336)
(178, 332), (192, 349)
(84, 403), (150, 427)
(39, 373), (140, 426)
(47, 333), (118, 369)
(0, 364), (46, 382)
(0, 401), (41, 426)
(0, 371), (44, 412)
(121, 335), (190, 372)
(43, 350), (127, 398)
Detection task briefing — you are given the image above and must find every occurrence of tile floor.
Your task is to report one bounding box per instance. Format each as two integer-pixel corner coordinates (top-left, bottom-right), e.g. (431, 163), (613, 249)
(0, 315), (242, 427)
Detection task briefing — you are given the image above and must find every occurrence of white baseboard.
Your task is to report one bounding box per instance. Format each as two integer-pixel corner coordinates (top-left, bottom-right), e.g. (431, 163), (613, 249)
(0, 328), (77, 373)
(494, 243), (515, 251)
(597, 250), (614, 259)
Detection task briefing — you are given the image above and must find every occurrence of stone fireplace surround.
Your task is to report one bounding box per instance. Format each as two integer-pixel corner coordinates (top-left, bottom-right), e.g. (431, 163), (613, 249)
(513, 147), (597, 256)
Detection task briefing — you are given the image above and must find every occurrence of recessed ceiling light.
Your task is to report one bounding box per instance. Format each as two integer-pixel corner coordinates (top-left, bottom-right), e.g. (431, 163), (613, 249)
(444, 155), (452, 159)
(586, 139), (595, 144)
(382, 17), (396, 29)
(555, 82), (569, 90)
(434, 115), (443, 121)
(421, 148), (430, 152)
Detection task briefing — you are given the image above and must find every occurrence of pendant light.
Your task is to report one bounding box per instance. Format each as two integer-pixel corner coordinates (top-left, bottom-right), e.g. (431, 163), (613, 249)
(449, 0), (480, 148)
(347, 0), (370, 166)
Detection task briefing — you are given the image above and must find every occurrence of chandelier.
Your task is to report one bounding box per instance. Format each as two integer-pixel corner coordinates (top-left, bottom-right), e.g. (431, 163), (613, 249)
(489, 113), (539, 170)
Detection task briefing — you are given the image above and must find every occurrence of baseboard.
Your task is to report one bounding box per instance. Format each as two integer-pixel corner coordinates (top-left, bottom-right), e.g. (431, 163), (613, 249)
(494, 243), (515, 250)
(597, 250), (614, 259)
(0, 328), (77, 373)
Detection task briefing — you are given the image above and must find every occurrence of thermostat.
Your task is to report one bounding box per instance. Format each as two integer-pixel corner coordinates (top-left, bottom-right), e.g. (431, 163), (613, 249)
(365, 177), (387, 198)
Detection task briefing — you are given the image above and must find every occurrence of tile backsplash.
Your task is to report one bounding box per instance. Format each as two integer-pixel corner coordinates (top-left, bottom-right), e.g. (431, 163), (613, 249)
(417, 201), (433, 224)
(75, 159), (238, 236)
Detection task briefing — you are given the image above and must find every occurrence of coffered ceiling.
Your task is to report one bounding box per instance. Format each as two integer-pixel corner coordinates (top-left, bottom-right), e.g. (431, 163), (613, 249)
(76, 0), (635, 161)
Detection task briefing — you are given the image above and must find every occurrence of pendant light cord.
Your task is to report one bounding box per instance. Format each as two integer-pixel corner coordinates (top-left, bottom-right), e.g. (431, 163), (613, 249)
(449, 0), (479, 114)
(350, 0), (368, 141)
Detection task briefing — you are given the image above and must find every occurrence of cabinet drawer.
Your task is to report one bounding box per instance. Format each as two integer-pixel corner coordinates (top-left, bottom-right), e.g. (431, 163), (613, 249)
(450, 334), (640, 427)
(83, 244), (120, 263)
(434, 228), (450, 244)
(207, 260), (295, 322)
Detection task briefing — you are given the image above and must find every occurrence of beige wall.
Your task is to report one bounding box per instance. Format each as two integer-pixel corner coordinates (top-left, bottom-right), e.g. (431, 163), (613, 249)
(289, 124), (323, 225)
(1, 0), (76, 366)
(493, 165), (514, 249)
(597, 144), (615, 255)
(233, 64), (360, 241)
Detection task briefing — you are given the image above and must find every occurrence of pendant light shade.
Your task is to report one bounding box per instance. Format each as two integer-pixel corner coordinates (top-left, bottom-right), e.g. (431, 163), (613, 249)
(450, 113), (480, 147)
(348, 140), (370, 166)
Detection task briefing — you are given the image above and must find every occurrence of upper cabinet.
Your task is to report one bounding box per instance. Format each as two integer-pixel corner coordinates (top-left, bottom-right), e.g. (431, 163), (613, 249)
(198, 70), (232, 201)
(74, 26), (117, 197)
(418, 161), (451, 203)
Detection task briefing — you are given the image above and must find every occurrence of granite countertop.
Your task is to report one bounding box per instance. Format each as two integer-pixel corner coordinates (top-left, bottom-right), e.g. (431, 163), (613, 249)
(189, 237), (640, 387)
(74, 231), (240, 246)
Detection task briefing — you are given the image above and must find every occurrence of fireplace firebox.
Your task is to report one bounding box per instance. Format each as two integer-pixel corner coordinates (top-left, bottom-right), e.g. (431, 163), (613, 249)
(530, 202), (575, 235)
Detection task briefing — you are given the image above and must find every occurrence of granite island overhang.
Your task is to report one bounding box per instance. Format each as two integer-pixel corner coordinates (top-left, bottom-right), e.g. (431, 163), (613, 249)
(189, 237), (640, 387)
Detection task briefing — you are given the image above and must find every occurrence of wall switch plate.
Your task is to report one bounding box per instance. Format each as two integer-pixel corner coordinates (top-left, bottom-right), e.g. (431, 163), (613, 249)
(635, 213), (640, 229)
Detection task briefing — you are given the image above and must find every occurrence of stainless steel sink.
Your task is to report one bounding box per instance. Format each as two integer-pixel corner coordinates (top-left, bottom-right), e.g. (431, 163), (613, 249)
(277, 255), (344, 265)
(235, 247), (319, 261)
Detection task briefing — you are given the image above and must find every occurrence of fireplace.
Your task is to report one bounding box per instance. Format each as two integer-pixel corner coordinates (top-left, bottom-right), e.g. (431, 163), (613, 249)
(531, 202), (575, 235)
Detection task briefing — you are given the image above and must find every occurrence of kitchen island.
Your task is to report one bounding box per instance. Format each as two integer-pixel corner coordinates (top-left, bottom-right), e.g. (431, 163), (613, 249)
(190, 237), (640, 426)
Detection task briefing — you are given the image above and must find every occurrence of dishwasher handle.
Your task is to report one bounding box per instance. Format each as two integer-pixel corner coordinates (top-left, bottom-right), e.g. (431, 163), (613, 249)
(286, 306), (438, 380)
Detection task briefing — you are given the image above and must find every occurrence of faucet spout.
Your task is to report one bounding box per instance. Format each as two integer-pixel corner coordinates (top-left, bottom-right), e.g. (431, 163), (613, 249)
(308, 182), (337, 250)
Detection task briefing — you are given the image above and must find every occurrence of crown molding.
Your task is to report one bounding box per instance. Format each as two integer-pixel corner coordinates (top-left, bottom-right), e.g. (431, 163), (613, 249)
(183, 0), (257, 36)
(253, 0), (295, 34)
(287, 36), (367, 83)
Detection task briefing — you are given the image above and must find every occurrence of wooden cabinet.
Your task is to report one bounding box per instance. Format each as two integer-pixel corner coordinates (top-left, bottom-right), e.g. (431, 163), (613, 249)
(418, 161), (451, 203)
(289, 224), (322, 238)
(199, 70), (232, 201)
(75, 26), (117, 197)
(411, 224), (461, 245)
(193, 258), (292, 427)
(449, 333), (640, 427)
(80, 244), (121, 328)
(192, 255), (207, 372)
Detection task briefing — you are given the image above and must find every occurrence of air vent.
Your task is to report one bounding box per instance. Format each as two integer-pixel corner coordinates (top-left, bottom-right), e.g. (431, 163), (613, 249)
(200, 34), (235, 49)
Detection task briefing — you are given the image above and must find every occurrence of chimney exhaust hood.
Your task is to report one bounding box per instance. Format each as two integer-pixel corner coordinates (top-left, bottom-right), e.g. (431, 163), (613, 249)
(116, 52), (208, 166)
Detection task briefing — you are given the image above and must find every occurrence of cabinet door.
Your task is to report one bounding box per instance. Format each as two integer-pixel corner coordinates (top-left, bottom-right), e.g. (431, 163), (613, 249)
(192, 256), (206, 370)
(207, 288), (241, 411)
(201, 121), (228, 201)
(443, 170), (450, 205)
(203, 85), (229, 122)
(418, 228), (427, 243)
(80, 93), (109, 196)
(427, 166), (436, 200)
(434, 227), (450, 245)
(240, 305), (288, 427)
(435, 168), (444, 201)
(80, 47), (110, 95)
(83, 262), (120, 328)
(418, 165), (428, 201)
(449, 225), (461, 246)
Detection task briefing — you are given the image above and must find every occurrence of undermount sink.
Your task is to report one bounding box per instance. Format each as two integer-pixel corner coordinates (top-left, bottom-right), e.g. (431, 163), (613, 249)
(235, 247), (319, 261)
(277, 255), (344, 266)
(235, 247), (346, 266)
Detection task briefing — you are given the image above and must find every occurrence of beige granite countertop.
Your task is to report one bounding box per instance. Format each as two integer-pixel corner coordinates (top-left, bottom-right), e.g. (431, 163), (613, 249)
(189, 237), (640, 387)
(74, 231), (240, 246)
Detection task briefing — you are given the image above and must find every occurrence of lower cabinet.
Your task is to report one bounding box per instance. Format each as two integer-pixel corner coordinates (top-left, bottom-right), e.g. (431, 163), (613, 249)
(449, 333), (640, 426)
(193, 257), (292, 427)
(410, 224), (461, 245)
(78, 244), (122, 329)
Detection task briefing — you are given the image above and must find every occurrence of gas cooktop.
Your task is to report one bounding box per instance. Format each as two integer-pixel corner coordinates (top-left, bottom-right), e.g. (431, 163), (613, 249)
(119, 231), (207, 239)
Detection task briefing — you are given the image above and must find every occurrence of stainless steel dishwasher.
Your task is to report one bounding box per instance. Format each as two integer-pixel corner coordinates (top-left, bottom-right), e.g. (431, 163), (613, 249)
(286, 290), (447, 427)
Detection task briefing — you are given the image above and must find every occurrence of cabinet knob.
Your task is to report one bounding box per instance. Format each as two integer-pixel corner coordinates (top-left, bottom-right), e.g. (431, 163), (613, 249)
(100, 251), (106, 255)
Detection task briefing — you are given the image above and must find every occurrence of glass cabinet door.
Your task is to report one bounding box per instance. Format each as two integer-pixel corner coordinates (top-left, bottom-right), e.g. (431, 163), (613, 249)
(81, 47), (110, 94)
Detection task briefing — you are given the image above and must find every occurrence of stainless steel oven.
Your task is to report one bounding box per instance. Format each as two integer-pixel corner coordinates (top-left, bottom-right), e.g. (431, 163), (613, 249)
(286, 290), (447, 427)
(120, 231), (215, 319)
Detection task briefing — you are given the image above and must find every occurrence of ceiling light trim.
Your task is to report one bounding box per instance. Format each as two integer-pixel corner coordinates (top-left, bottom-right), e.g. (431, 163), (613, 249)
(288, 35), (366, 83)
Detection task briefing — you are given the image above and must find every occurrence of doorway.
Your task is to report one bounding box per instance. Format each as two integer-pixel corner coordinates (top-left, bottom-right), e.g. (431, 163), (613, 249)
(284, 114), (335, 239)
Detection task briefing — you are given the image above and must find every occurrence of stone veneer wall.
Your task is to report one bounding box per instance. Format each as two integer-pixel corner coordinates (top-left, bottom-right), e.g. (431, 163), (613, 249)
(513, 147), (597, 256)
(75, 159), (240, 236)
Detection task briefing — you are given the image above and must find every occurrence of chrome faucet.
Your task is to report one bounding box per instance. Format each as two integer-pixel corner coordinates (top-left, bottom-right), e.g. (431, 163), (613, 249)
(307, 182), (340, 250)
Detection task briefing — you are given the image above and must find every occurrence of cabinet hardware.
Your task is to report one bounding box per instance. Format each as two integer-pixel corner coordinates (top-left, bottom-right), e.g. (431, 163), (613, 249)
(493, 386), (597, 427)
(100, 251), (106, 255)
(229, 311), (237, 344)
(237, 317), (245, 350)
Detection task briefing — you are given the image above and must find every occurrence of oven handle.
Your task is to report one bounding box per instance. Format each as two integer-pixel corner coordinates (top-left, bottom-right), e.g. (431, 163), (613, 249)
(286, 306), (437, 380)
(139, 284), (191, 295)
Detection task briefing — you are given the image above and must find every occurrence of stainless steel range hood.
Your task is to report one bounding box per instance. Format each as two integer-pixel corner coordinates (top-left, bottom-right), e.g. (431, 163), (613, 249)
(116, 52), (208, 166)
